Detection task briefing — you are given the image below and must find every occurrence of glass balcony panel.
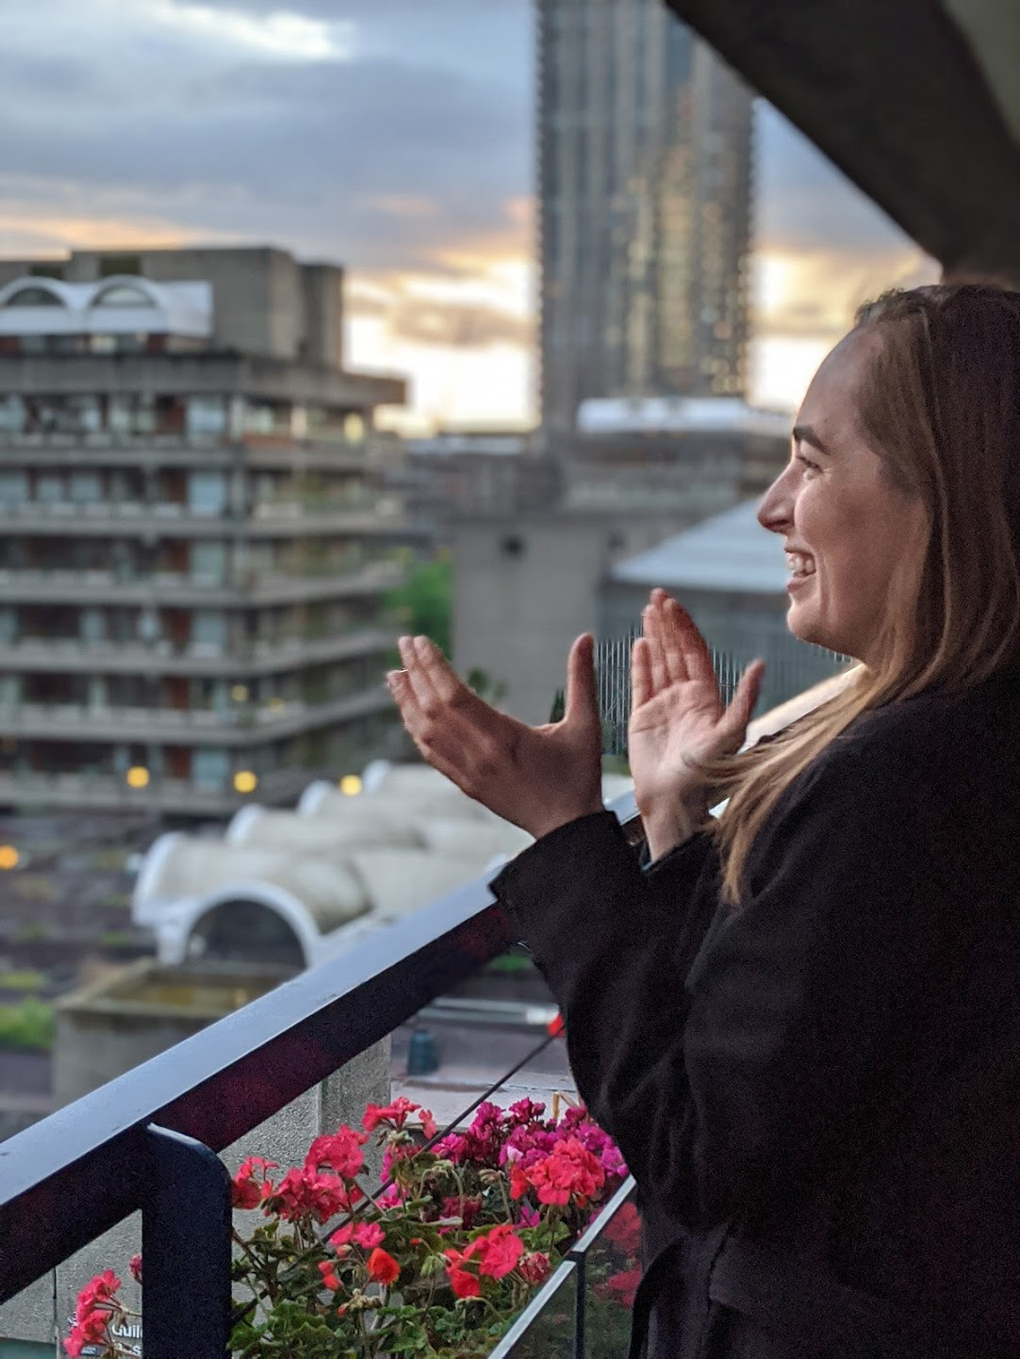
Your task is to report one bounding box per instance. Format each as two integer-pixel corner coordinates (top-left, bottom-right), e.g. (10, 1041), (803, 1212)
(487, 1260), (577, 1359)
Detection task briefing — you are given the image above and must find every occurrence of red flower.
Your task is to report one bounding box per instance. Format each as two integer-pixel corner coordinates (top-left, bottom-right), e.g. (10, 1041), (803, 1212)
(128, 1254), (143, 1285)
(518, 1251), (551, 1286)
(441, 1193), (483, 1228)
(366, 1247), (400, 1285)
(265, 1166), (361, 1224)
(525, 1137), (604, 1207)
(231, 1156), (277, 1210)
(330, 1222), (354, 1250)
(65, 1307), (109, 1357)
(318, 1260), (341, 1291)
(447, 1265), (480, 1299)
(509, 1163), (530, 1201)
(547, 1012), (565, 1037)
(305, 1127), (368, 1179)
(474, 1224), (524, 1280)
(362, 1096), (418, 1131)
(604, 1201), (642, 1256)
(605, 1266), (642, 1309)
(362, 1096), (438, 1137)
(353, 1221), (385, 1249)
(74, 1269), (121, 1317)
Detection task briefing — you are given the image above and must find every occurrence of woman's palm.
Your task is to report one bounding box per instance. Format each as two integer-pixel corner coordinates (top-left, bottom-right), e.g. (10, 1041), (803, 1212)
(628, 590), (764, 823)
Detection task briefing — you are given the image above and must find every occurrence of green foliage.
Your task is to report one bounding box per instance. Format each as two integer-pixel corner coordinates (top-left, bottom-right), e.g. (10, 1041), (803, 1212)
(0, 969), (45, 992)
(13, 920), (49, 943)
(465, 668), (508, 706)
(0, 997), (55, 1050)
(485, 951), (533, 975)
(99, 930), (135, 949)
(385, 558), (452, 657)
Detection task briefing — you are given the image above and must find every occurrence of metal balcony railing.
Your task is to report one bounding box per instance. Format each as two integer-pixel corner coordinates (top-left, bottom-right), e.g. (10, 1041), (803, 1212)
(0, 793), (645, 1357)
(0, 677), (841, 1357)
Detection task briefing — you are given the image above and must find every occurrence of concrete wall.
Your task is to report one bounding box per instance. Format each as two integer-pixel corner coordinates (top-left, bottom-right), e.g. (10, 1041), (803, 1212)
(301, 263), (344, 369)
(0, 248), (351, 371)
(451, 510), (682, 724)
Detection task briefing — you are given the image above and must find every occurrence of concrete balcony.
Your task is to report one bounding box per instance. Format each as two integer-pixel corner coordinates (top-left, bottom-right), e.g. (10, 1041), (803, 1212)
(0, 499), (407, 538)
(0, 561), (402, 605)
(0, 628), (396, 676)
(0, 432), (398, 472)
(0, 765), (315, 814)
(0, 687), (394, 746)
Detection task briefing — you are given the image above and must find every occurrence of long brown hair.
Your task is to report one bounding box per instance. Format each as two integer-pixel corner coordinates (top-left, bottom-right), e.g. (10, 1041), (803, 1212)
(712, 284), (1020, 904)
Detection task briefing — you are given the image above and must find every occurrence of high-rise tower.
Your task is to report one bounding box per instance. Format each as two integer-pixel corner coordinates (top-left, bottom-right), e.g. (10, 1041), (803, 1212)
(538, 0), (753, 434)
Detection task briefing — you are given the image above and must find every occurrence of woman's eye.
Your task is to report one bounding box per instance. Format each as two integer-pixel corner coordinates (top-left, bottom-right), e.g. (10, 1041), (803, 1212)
(796, 452), (821, 474)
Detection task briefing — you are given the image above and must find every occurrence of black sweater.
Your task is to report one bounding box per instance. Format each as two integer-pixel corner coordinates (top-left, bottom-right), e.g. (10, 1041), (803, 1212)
(491, 672), (1020, 1357)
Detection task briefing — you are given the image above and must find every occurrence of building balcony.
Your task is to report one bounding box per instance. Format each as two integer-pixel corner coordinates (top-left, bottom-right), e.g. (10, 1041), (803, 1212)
(0, 628), (395, 676)
(0, 431), (398, 472)
(0, 765), (315, 814)
(0, 498), (408, 538)
(0, 675), (839, 1356)
(0, 687), (393, 746)
(0, 560), (402, 605)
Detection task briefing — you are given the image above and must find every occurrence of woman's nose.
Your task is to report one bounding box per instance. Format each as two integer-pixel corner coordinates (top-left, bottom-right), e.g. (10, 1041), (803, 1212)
(758, 468), (794, 535)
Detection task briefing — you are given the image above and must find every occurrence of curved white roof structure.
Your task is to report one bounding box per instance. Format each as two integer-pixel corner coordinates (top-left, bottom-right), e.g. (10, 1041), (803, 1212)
(0, 275), (213, 339)
(133, 763), (632, 968)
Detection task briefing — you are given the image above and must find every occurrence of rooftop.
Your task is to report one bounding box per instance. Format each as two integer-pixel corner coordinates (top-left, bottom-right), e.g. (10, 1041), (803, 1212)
(609, 497), (787, 595)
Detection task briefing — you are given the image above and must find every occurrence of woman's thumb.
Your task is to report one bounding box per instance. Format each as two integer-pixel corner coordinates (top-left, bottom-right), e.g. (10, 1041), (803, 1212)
(721, 659), (765, 741)
(563, 634), (600, 728)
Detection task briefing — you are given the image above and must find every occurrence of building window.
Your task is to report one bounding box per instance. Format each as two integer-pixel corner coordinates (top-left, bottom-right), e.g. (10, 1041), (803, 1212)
(91, 284), (153, 308)
(99, 254), (142, 278)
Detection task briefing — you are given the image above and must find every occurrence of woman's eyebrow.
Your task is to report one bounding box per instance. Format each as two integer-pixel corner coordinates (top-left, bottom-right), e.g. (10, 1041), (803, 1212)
(791, 423), (831, 456)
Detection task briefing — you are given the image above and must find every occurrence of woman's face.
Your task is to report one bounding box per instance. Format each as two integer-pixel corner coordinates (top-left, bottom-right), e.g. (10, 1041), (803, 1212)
(757, 329), (927, 665)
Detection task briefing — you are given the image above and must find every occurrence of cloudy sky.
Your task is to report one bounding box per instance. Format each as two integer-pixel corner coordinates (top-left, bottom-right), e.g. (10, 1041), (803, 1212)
(0, 0), (936, 430)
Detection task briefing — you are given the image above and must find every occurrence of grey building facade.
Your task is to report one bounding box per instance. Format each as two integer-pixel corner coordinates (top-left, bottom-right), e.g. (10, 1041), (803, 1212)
(0, 246), (408, 816)
(538, 0), (754, 434)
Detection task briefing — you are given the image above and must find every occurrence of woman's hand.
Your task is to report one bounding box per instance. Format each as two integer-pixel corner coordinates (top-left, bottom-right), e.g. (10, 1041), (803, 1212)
(387, 633), (604, 840)
(630, 589), (764, 859)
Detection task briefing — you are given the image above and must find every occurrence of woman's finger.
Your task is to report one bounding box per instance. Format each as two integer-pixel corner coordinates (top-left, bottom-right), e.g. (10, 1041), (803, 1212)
(631, 637), (653, 709)
(643, 601), (668, 693)
(719, 659), (765, 745)
(658, 595), (689, 686)
(563, 633), (599, 730)
(663, 596), (713, 686)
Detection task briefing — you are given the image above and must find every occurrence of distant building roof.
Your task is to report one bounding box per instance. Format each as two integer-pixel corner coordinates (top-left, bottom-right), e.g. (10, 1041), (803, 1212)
(0, 275), (213, 339)
(577, 396), (791, 439)
(609, 498), (787, 595)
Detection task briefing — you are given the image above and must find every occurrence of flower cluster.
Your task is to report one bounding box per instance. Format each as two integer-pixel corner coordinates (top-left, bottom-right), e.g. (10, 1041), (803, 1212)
(67, 1094), (640, 1359)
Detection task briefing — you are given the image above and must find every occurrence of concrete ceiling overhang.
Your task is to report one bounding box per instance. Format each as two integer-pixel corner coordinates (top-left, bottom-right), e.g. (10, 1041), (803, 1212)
(666, 0), (1020, 281)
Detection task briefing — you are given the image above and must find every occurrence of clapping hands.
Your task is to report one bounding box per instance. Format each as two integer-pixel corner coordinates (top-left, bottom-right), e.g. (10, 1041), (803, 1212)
(387, 590), (763, 858)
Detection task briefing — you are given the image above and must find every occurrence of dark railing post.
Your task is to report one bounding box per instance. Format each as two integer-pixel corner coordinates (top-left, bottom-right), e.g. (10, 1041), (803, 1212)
(142, 1123), (232, 1359)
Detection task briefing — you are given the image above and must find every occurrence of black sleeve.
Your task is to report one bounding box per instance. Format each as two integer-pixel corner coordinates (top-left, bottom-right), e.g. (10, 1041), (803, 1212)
(491, 738), (932, 1230)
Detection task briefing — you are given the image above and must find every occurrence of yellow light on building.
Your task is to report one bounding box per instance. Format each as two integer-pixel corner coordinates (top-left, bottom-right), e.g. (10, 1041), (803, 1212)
(339, 774), (362, 796)
(0, 845), (19, 870)
(268, 697), (285, 711)
(233, 770), (258, 794)
(230, 684), (249, 702)
(126, 766), (150, 789)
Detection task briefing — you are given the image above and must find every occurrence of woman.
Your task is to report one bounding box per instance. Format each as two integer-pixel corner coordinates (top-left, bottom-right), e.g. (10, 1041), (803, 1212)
(387, 284), (1020, 1358)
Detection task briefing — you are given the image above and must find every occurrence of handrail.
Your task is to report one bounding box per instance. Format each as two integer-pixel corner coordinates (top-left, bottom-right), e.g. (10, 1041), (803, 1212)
(0, 839), (528, 1300)
(0, 675), (832, 1340)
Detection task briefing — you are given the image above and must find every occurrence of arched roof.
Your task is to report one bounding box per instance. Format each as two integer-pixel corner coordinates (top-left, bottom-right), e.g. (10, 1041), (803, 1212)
(87, 276), (163, 309)
(0, 277), (77, 309)
(0, 275), (213, 338)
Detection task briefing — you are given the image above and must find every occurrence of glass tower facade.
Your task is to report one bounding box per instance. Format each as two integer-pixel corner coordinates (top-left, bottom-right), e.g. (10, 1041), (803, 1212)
(538, 0), (753, 433)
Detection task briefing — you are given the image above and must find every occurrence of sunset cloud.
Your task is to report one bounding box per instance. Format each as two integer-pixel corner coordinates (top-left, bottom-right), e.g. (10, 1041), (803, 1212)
(0, 1), (935, 425)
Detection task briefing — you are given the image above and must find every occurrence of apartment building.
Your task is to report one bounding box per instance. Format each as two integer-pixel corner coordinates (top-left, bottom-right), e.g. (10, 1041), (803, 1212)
(538, 0), (753, 433)
(0, 246), (408, 816)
